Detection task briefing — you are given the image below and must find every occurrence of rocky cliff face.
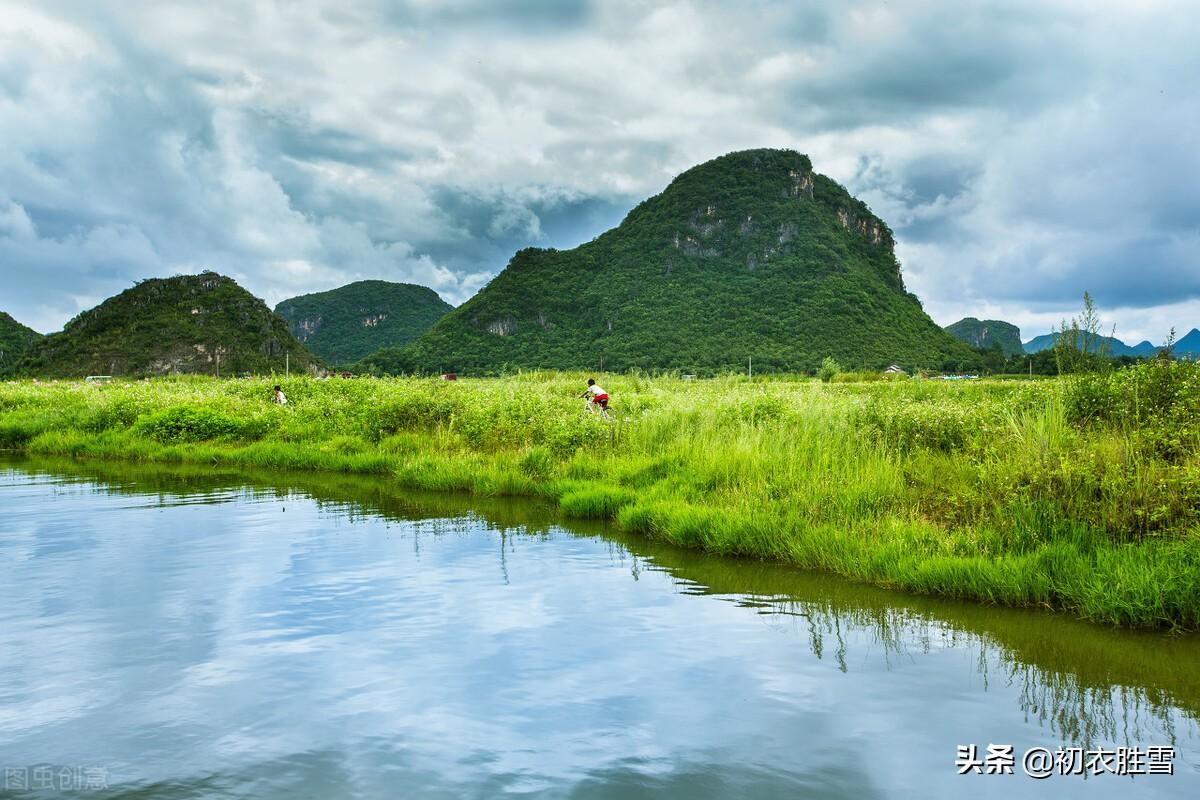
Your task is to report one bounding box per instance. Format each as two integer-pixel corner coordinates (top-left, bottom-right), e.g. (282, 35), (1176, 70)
(274, 280), (452, 365)
(945, 318), (1025, 355)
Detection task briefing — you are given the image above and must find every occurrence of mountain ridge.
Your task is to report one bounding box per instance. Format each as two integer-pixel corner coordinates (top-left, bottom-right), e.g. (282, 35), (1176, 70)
(0, 311), (42, 376)
(16, 272), (321, 377)
(1174, 328), (1200, 354)
(1024, 332), (1162, 358)
(0, 311), (43, 375)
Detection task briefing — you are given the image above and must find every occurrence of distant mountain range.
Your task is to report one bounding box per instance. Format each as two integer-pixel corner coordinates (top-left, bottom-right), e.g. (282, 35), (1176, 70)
(360, 148), (973, 374)
(4, 148), (1196, 377)
(1022, 330), (1200, 358)
(14, 272), (321, 377)
(275, 280), (451, 366)
(1022, 332), (1156, 357)
(943, 316), (1199, 359)
(9, 272), (1196, 376)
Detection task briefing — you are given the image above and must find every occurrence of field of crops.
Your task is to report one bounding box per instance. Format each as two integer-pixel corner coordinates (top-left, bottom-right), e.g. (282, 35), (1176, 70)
(3, 364), (1199, 628)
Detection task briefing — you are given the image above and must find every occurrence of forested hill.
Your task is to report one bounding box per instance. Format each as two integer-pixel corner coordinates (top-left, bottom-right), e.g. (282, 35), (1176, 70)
(17, 272), (321, 377)
(945, 318), (1025, 355)
(0, 311), (42, 375)
(360, 148), (973, 374)
(275, 280), (451, 366)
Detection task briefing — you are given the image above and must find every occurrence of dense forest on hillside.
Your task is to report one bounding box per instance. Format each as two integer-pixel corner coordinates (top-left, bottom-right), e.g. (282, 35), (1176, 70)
(359, 149), (973, 375)
(275, 280), (451, 365)
(0, 311), (42, 375)
(16, 272), (321, 377)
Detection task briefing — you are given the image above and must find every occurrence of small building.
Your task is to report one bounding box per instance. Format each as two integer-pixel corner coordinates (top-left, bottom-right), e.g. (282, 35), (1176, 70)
(441, 373), (458, 381)
(883, 365), (908, 376)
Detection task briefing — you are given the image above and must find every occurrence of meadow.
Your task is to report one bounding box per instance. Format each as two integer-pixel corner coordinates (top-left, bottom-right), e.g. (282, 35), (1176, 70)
(2, 363), (1198, 629)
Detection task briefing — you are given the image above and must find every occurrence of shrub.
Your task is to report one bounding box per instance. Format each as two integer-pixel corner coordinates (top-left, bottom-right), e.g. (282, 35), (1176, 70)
(817, 356), (842, 383)
(719, 393), (789, 424)
(136, 405), (262, 443)
(79, 397), (147, 433)
(1065, 360), (1200, 459)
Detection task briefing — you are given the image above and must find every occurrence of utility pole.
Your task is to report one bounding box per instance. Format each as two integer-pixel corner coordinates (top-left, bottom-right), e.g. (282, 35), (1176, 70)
(286, 352), (290, 378)
(215, 351), (220, 379)
(748, 356), (752, 378)
(1028, 357), (1032, 377)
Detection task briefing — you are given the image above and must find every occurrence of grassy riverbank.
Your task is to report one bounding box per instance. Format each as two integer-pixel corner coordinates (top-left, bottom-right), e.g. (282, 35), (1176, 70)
(3, 365), (1199, 629)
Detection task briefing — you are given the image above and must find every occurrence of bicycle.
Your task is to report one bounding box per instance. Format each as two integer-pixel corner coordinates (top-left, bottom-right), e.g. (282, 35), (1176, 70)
(581, 395), (613, 422)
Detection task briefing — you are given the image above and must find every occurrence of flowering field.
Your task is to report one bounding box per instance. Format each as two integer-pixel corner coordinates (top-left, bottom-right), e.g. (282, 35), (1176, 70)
(2, 364), (1198, 628)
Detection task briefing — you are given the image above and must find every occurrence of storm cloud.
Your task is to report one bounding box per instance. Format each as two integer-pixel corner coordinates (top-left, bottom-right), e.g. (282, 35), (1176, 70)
(1, 0), (1196, 343)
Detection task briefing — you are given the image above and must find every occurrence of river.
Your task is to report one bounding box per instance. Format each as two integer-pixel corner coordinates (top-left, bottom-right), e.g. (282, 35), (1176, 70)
(1, 455), (1197, 798)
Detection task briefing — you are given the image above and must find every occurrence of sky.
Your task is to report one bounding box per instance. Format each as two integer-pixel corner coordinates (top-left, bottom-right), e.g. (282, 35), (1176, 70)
(1, 0), (1197, 344)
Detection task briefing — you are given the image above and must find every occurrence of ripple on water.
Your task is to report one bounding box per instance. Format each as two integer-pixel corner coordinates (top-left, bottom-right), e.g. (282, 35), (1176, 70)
(0, 459), (1198, 799)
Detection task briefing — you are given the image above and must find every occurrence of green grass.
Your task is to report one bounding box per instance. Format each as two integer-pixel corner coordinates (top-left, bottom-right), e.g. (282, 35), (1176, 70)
(2, 364), (1198, 629)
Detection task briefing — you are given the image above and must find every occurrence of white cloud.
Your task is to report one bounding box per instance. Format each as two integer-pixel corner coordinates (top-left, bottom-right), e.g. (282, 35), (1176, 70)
(0, 200), (36, 240)
(0, 0), (1196, 343)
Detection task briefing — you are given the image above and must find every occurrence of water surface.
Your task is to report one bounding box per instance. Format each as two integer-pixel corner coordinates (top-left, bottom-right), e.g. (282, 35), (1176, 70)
(1, 456), (1198, 798)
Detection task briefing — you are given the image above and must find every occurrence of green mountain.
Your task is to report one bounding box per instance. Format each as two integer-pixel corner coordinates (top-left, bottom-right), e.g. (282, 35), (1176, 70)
(360, 149), (973, 374)
(1023, 332), (1158, 358)
(275, 280), (451, 366)
(17, 271), (321, 377)
(944, 318), (1025, 355)
(0, 311), (42, 375)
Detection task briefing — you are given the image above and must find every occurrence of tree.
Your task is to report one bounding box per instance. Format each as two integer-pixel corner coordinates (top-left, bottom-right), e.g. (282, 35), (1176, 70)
(1158, 327), (1177, 362)
(1054, 292), (1110, 374)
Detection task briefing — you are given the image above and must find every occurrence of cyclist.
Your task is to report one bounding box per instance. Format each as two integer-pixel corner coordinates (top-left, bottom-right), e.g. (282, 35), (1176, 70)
(580, 378), (610, 417)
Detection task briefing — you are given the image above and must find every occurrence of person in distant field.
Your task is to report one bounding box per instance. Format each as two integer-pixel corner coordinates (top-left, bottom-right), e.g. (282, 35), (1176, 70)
(580, 378), (609, 417)
(273, 385), (288, 405)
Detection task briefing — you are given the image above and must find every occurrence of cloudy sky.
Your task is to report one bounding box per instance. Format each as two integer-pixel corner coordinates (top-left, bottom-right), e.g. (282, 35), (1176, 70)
(2, 0), (1197, 343)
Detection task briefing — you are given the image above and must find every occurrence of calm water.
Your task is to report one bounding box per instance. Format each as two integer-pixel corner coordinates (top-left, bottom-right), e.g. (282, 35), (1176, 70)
(1, 456), (1198, 799)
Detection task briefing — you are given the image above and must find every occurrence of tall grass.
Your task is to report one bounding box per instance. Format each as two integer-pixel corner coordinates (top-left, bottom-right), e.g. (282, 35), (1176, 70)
(2, 365), (1198, 628)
